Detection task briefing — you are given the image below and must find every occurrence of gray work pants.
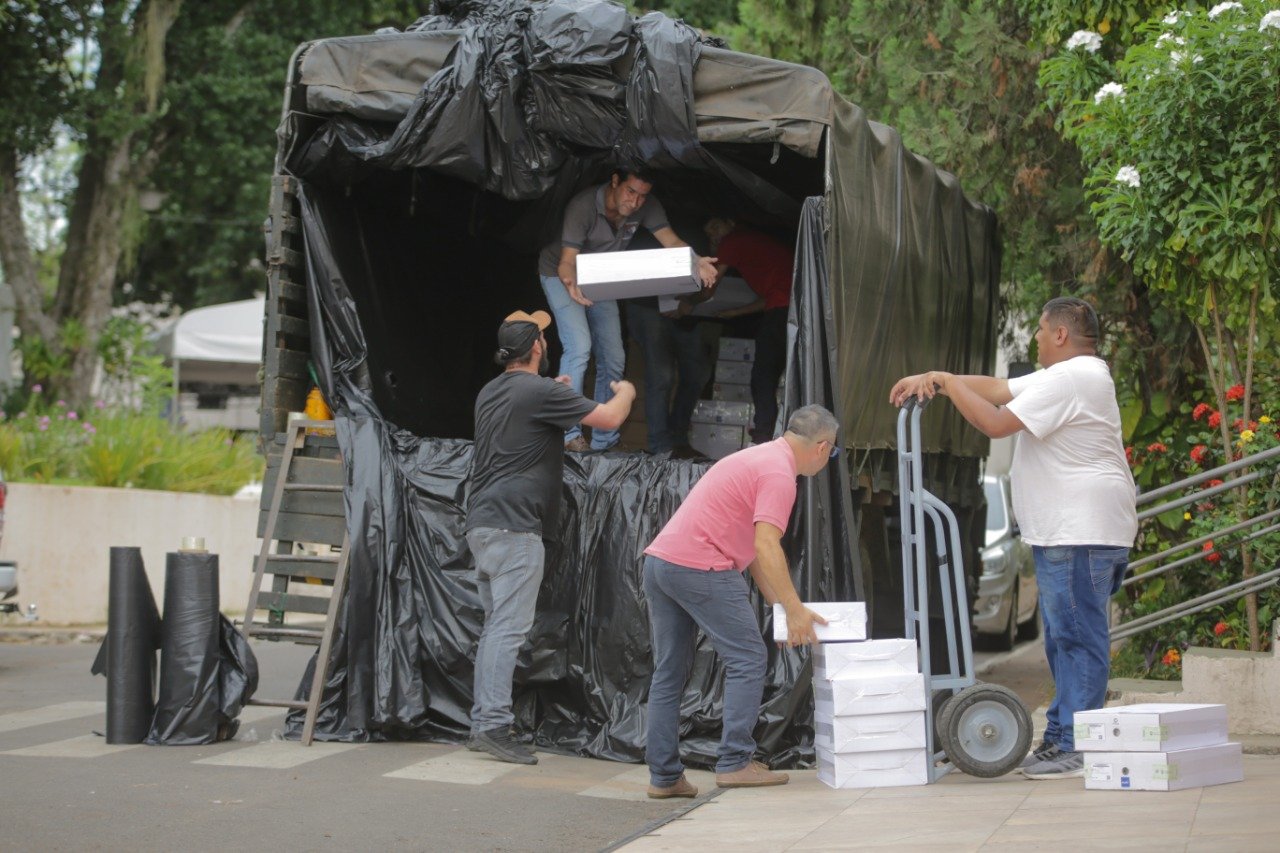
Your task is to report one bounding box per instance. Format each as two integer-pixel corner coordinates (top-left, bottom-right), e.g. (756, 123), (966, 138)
(466, 527), (545, 734)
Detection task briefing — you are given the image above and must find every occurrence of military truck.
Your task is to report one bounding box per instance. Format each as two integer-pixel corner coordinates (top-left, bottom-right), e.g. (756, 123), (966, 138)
(256, 2), (996, 756)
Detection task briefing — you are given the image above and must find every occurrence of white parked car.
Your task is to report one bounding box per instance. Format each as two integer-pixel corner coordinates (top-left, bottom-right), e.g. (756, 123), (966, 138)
(973, 474), (1038, 650)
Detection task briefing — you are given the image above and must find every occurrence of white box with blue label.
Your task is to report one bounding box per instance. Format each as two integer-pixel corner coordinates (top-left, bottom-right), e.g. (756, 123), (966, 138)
(691, 399), (753, 428)
(1073, 704), (1229, 752)
(1083, 742), (1243, 791)
(718, 337), (756, 362)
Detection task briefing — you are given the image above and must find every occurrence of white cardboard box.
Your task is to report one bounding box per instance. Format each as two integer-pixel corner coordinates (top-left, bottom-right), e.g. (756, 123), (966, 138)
(718, 337), (756, 362)
(1073, 704), (1229, 752)
(712, 382), (753, 404)
(813, 672), (926, 716)
(773, 601), (867, 643)
(657, 276), (757, 317)
(816, 744), (928, 789)
(1084, 742), (1243, 791)
(813, 638), (918, 679)
(576, 247), (702, 301)
(814, 710), (927, 753)
(714, 360), (753, 385)
(691, 399), (753, 427)
(689, 422), (745, 460)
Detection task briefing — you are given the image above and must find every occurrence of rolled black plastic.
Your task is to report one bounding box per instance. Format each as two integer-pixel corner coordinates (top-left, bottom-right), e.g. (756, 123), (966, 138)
(91, 546), (162, 744)
(146, 551), (221, 745)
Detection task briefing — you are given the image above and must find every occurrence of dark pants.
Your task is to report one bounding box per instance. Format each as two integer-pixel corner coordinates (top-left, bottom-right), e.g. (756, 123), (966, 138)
(750, 307), (788, 443)
(643, 556), (767, 783)
(626, 301), (710, 453)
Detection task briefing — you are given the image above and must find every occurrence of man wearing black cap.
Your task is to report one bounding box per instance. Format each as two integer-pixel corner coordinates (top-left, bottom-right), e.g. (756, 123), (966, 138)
(466, 309), (636, 765)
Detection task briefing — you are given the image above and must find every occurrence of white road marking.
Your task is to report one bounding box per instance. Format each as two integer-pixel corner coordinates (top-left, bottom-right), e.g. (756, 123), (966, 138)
(0, 701), (106, 734)
(1, 734), (139, 758)
(193, 740), (361, 769)
(384, 748), (526, 785)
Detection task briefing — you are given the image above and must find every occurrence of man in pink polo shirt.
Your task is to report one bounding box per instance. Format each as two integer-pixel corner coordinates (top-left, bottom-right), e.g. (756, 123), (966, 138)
(642, 405), (839, 798)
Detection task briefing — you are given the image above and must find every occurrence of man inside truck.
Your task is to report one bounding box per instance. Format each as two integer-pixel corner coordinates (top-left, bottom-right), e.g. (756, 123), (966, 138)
(465, 309), (636, 765)
(538, 165), (717, 452)
(702, 217), (795, 444)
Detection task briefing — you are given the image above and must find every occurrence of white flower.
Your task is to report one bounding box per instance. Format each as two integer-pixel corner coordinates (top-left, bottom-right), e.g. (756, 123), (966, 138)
(1094, 82), (1126, 103)
(1163, 11), (1191, 25)
(1261, 10), (1280, 32)
(1156, 33), (1186, 48)
(1208, 2), (1243, 20)
(1065, 30), (1103, 53)
(1115, 166), (1141, 188)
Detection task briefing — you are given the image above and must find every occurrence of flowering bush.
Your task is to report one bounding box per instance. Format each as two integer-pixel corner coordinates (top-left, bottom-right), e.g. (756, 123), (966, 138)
(0, 385), (261, 495)
(1118, 373), (1280, 677)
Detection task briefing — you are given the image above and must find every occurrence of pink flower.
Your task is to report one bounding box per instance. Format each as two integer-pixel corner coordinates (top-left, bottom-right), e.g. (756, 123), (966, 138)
(67, 411), (78, 420)
(93, 399), (106, 410)
(82, 423), (96, 435)
(31, 383), (42, 393)
(55, 399), (66, 408)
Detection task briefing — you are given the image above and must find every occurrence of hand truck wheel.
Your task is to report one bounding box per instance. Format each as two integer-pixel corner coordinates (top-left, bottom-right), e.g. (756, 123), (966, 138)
(939, 683), (1032, 778)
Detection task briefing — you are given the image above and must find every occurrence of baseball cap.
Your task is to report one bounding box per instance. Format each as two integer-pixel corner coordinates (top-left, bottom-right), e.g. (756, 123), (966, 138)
(496, 309), (552, 362)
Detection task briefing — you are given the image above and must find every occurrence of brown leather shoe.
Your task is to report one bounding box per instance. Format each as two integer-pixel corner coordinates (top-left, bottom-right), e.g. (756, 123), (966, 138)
(716, 760), (789, 788)
(647, 774), (698, 799)
(565, 436), (591, 453)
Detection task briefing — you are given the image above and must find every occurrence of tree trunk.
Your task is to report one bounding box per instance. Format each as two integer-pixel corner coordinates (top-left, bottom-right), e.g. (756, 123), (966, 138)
(0, 148), (60, 349)
(53, 137), (136, 407)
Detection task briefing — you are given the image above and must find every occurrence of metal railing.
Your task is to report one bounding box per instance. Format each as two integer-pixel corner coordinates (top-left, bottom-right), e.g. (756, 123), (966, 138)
(1112, 445), (1280, 642)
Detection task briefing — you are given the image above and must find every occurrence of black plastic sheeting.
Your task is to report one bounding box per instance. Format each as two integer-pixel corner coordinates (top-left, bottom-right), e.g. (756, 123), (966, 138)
(285, 174), (859, 766)
(289, 0), (798, 223)
(146, 552), (258, 746)
(90, 547), (162, 744)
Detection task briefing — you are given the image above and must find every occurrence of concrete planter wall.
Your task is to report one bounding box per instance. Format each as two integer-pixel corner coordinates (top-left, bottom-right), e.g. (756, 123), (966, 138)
(1, 483), (262, 625)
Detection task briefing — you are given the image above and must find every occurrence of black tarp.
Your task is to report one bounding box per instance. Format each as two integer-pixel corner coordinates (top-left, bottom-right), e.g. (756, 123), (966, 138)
(286, 183), (858, 767)
(91, 547), (162, 744)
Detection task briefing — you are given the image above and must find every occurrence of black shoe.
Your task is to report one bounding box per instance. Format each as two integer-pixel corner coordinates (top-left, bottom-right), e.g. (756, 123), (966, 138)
(472, 727), (538, 765)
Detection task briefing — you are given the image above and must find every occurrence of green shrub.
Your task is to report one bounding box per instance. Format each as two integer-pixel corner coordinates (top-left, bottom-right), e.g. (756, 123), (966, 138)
(0, 385), (263, 494)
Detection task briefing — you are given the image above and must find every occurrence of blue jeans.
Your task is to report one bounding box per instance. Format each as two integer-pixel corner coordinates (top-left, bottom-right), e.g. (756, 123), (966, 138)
(643, 555), (767, 783)
(625, 301), (710, 453)
(1034, 544), (1129, 752)
(540, 274), (625, 449)
(466, 527), (545, 733)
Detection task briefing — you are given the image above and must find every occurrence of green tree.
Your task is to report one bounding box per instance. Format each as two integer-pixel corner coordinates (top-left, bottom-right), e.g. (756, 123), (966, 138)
(0, 1), (418, 406)
(1040, 0), (1280, 648)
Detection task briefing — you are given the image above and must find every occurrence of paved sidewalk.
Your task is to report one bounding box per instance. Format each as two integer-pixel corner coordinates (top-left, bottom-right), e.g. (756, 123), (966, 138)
(619, 753), (1280, 851)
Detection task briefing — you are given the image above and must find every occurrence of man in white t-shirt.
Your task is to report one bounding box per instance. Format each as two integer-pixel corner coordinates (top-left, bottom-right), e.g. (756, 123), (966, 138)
(890, 297), (1137, 780)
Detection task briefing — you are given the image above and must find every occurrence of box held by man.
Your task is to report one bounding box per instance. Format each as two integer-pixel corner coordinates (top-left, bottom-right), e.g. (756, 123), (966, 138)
(577, 247), (702, 301)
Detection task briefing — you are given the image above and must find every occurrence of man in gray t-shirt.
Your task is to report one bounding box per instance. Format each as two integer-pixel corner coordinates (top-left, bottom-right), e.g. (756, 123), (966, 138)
(538, 166), (716, 452)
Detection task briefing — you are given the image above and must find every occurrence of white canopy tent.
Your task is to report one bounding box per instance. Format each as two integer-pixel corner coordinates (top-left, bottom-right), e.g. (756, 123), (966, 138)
(155, 297), (266, 430)
(157, 296), (265, 385)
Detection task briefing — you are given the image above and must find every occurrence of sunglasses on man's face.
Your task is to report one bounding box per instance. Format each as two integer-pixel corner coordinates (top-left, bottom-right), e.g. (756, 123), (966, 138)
(819, 439), (840, 459)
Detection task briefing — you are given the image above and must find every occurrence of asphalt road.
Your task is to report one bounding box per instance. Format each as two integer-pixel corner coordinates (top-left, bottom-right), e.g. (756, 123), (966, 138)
(0, 632), (1050, 852)
(0, 638), (693, 852)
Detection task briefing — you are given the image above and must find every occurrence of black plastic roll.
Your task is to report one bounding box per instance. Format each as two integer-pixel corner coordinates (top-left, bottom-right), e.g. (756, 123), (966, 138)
(90, 546), (162, 744)
(146, 551), (222, 745)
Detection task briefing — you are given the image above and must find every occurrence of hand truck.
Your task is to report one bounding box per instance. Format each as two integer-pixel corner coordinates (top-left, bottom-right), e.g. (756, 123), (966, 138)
(897, 395), (1032, 779)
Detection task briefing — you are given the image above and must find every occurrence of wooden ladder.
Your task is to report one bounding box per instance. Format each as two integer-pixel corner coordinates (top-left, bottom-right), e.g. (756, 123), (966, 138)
(242, 418), (348, 746)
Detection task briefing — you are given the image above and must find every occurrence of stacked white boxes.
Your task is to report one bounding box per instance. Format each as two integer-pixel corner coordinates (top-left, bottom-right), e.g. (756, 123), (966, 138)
(795, 603), (928, 789)
(690, 400), (752, 460)
(713, 337), (754, 408)
(1074, 703), (1242, 791)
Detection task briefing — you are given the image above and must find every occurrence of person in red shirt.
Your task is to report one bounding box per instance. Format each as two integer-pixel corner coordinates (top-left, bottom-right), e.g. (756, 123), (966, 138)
(704, 218), (795, 443)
